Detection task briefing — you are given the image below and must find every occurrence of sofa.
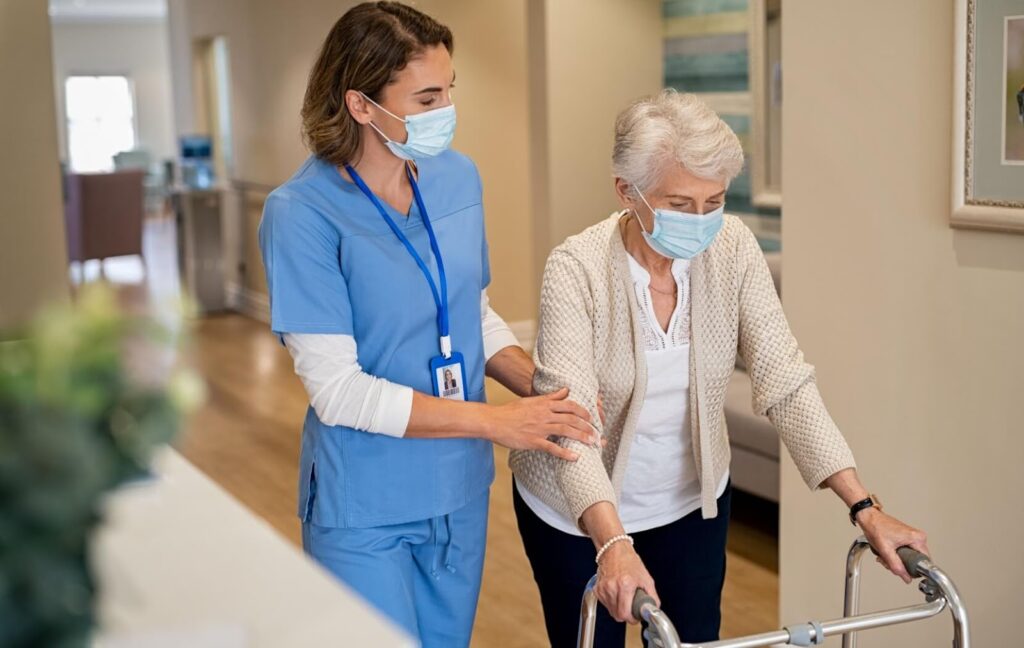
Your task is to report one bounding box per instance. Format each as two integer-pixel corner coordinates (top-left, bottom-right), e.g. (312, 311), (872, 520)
(724, 251), (782, 502)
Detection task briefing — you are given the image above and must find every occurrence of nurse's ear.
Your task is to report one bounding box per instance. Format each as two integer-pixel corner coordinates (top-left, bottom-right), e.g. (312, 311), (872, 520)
(344, 90), (375, 125)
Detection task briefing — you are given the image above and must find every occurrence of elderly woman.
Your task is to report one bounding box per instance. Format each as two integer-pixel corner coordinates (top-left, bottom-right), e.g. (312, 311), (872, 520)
(509, 90), (929, 647)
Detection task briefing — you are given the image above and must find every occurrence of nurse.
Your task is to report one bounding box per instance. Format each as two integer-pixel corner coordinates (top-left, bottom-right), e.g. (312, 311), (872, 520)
(257, 3), (596, 646)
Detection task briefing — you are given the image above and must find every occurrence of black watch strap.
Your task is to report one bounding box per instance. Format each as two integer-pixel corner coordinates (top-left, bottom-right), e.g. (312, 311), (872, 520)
(849, 496), (878, 526)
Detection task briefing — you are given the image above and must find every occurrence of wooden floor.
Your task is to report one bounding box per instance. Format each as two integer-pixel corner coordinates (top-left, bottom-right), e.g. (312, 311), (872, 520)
(110, 218), (779, 647)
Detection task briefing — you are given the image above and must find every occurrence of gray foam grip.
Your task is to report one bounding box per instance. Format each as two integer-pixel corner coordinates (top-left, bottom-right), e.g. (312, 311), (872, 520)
(631, 589), (658, 621)
(896, 546), (930, 578)
(785, 623), (812, 646)
(785, 621), (826, 646)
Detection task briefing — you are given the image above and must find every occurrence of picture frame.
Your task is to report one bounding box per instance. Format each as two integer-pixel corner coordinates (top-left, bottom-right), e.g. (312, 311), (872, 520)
(748, 0), (782, 209)
(951, 0), (1024, 234)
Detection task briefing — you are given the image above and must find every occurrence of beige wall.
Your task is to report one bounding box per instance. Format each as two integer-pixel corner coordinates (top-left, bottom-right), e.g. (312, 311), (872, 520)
(0, 0), (69, 331)
(166, 0), (254, 175)
(167, 0), (662, 325)
(50, 20), (176, 165)
(167, 0), (537, 320)
(780, 2), (1024, 645)
(419, 0), (535, 322)
(528, 0), (663, 289)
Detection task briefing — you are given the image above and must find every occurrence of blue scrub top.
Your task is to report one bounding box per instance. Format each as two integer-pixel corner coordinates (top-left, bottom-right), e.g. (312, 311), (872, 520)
(258, 150), (495, 529)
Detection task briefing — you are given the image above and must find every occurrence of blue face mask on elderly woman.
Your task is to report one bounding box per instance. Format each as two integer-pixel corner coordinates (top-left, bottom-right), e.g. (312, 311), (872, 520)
(361, 92), (456, 160)
(633, 188), (724, 260)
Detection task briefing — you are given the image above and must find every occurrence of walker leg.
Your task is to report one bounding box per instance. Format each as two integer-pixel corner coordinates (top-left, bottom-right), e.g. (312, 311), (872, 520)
(842, 536), (872, 648)
(578, 575), (599, 648)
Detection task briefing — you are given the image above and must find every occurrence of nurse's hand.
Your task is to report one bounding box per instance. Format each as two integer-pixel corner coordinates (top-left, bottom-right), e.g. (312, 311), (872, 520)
(595, 541), (659, 624)
(486, 387), (598, 461)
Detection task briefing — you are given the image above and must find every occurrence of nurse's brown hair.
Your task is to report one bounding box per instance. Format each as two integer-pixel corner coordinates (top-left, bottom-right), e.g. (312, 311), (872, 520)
(301, 2), (453, 167)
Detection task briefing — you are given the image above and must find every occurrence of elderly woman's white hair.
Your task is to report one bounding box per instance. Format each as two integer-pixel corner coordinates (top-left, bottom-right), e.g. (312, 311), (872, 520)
(612, 89), (745, 194)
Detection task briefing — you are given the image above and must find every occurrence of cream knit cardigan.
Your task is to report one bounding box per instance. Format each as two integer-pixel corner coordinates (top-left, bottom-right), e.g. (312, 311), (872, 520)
(510, 212), (856, 528)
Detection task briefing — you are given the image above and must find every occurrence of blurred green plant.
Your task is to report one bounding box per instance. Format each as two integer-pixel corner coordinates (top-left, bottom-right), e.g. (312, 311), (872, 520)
(0, 285), (204, 647)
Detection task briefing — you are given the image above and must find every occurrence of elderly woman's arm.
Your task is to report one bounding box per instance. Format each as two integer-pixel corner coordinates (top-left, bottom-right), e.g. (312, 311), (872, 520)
(532, 250), (659, 622)
(735, 227), (928, 582)
(532, 250), (615, 521)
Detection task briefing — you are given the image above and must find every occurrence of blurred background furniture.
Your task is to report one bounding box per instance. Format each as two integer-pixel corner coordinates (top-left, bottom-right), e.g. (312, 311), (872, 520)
(725, 251), (783, 502)
(114, 149), (170, 214)
(172, 186), (227, 314)
(63, 169), (146, 273)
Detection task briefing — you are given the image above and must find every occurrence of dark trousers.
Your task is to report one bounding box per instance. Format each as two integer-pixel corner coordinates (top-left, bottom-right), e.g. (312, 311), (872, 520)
(514, 481), (731, 648)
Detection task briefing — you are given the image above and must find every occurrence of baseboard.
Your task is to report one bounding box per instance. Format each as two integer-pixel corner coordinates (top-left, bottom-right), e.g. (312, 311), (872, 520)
(227, 282), (270, 324)
(507, 319), (537, 353)
(225, 281), (241, 310)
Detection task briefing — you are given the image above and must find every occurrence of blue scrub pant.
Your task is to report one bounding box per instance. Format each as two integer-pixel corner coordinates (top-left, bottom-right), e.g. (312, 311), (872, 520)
(302, 488), (490, 648)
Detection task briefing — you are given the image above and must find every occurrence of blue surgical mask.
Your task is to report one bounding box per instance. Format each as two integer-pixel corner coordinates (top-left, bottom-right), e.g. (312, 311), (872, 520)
(633, 188), (724, 259)
(361, 92), (456, 160)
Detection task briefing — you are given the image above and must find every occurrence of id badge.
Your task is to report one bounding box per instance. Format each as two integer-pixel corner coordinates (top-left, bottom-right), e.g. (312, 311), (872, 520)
(430, 352), (467, 401)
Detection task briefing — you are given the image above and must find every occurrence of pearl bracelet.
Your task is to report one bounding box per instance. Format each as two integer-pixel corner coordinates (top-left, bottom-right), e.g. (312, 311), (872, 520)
(595, 534), (634, 565)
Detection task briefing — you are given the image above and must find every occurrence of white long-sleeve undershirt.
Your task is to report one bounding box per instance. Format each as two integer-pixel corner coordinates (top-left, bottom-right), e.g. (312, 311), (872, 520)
(283, 289), (520, 437)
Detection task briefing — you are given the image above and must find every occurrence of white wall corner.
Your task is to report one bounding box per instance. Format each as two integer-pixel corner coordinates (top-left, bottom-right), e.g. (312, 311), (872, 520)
(507, 319), (537, 353)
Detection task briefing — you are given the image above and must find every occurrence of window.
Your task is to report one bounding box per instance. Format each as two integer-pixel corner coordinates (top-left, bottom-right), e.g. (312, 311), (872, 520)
(65, 75), (136, 173)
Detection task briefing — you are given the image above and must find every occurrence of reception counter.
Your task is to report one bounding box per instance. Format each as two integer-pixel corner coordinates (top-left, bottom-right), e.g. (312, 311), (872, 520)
(91, 448), (415, 647)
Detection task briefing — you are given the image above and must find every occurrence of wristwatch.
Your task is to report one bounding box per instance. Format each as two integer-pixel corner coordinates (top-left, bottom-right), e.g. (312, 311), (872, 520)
(849, 494), (883, 526)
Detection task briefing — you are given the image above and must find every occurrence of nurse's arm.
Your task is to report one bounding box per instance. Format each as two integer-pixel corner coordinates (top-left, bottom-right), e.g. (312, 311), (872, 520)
(484, 345), (535, 397)
(285, 333), (413, 436)
(480, 289), (534, 397)
(283, 333), (597, 458)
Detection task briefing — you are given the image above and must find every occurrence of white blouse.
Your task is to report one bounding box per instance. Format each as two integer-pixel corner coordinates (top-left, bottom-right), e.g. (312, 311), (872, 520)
(517, 253), (728, 535)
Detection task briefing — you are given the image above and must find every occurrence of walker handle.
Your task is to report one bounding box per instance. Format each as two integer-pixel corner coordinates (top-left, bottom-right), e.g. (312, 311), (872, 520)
(631, 588), (682, 648)
(896, 546), (931, 579)
(631, 588), (658, 621)
(866, 542), (931, 579)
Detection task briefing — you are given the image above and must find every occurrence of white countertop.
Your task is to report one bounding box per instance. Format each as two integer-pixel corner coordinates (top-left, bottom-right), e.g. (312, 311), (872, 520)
(91, 447), (416, 648)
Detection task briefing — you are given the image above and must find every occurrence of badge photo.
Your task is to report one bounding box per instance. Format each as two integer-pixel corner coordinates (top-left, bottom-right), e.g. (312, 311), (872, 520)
(430, 352), (467, 401)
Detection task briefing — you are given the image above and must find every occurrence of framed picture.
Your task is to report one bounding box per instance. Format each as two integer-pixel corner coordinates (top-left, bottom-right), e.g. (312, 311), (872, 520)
(952, 0), (1024, 233)
(748, 0), (782, 209)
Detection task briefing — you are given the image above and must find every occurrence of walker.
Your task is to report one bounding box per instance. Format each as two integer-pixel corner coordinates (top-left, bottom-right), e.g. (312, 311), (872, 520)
(577, 536), (970, 647)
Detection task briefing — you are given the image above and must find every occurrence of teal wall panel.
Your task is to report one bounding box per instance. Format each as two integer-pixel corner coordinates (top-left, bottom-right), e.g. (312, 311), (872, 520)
(663, 0), (749, 18)
(662, 0), (781, 233)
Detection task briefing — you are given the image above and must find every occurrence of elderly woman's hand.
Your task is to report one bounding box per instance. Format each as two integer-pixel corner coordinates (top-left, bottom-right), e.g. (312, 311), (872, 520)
(824, 469), (929, 584)
(857, 508), (930, 584)
(595, 542), (659, 624)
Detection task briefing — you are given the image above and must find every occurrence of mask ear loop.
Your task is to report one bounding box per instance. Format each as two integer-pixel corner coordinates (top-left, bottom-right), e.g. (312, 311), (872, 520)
(631, 186), (656, 235)
(366, 120), (394, 145)
(359, 91), (407, 123)
(359, 91), (408, 147)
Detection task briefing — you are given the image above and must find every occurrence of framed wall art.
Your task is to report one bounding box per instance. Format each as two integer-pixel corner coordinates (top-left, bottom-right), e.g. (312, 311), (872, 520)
(952, 0), (1024, 233)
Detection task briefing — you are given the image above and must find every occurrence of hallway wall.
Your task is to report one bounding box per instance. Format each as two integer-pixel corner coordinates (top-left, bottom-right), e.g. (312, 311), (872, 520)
(780, 2), (1024, 644)
(527, 0), (663, 290)
(50, 20), (176, 166)
(167, 0), (537, 322)
(0, 0), (69, 332)
(166, 0), (662, 328)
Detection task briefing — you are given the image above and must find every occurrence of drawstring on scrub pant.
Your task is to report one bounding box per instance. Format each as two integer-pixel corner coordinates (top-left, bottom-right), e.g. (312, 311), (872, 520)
(429, 512), (457, 578)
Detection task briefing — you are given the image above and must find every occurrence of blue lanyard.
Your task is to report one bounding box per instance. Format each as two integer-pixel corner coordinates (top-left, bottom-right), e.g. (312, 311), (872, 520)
(345, 163), (452, 358)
